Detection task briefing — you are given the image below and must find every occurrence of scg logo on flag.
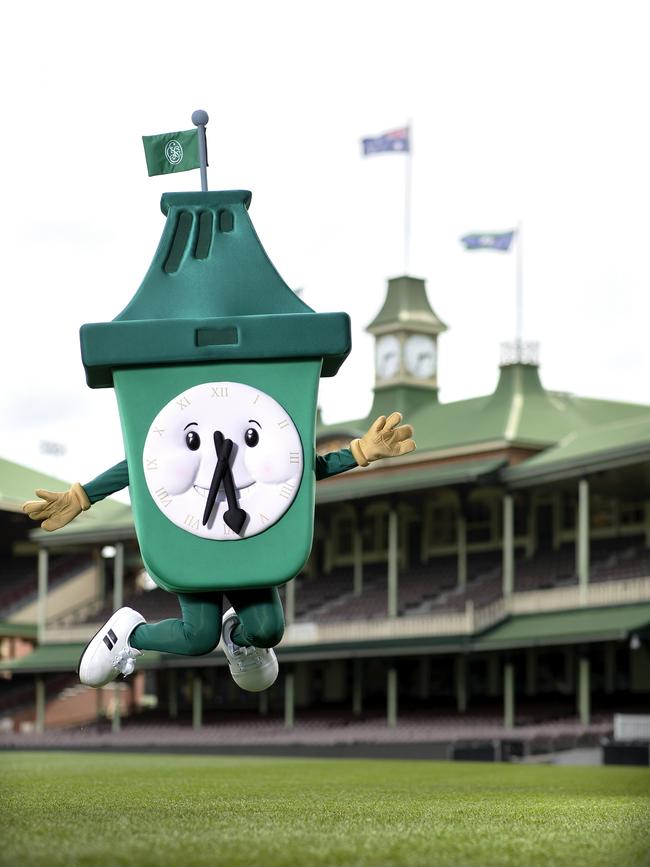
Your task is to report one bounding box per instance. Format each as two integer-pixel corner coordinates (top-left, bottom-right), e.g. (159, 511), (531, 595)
(165, 140), (184, 166)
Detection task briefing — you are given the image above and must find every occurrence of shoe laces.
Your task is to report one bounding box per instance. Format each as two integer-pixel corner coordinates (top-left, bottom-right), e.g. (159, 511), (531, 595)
(113, 648), (138, 677)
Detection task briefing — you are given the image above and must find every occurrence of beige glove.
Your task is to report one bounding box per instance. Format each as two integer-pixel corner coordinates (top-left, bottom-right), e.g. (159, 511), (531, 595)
(22, 483), (91, 532)
(350, 412), (416, 467)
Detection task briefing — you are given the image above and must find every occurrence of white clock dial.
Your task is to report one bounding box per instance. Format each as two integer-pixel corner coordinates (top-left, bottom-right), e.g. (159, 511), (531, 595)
(375, 334), (400, 379)
(404, 334), (436, 379)
(142, 382), (303, 541)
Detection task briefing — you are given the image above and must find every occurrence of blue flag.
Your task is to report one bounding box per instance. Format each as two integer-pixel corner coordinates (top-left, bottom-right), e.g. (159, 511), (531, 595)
(460, 231), (515, 251)
(362, 127), (410, 156)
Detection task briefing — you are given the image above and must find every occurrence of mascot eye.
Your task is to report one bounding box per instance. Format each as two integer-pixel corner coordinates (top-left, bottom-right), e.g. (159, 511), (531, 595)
(185, 430), (201, 451)
(245, 427), (259, 447)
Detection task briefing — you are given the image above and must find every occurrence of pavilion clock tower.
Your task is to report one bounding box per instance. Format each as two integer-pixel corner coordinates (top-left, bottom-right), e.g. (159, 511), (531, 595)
(366, 275), (447, 418)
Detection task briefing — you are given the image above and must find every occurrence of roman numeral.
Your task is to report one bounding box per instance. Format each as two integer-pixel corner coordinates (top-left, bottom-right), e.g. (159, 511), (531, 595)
(223, 522), (233, 536)
(289, 451), (300, 464)
(278, 419), (290, 429)
(279, 482), (295, 499)
(146, 458), (158, 471)
(153, 427), (165, 437)
(259, 513), (270, 524)
(252, 394), (260, 405)
(176, 396), (191, 410)
(154, 486), (173, 507)
(183, 514), (200, 531)
(211, 386), (229, 398)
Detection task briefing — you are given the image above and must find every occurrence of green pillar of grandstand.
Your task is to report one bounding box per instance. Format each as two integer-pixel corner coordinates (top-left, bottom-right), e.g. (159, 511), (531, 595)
(37, 547), (48, 644)
(387, 507), (399, 617)
(284, 670), (295, 729)
(457, 510), (467, 590)
(503, 660), (515, 728)
(502, 494), (514, 598)
(353, 522), (363, 596)
(35, 676), (45, 734)
(95, 548), (106, 604)
(578, 478), (590, 603)
(352, 659), (363, 715)
(578, 653), (591, 725)
(112, 543), (124, 734)
(525, 648), (536, 697)
(285, 578), (295, 625)
(604, 642), (616, 694)
(192, 671), (203, 730)
(387, 665), (398, 727)
(455, 655), (468, 713)
(168, 670), (178, 719)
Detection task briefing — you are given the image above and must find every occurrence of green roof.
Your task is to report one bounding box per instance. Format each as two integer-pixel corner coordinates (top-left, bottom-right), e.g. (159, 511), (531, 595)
(317, 457), (505, 504)
(319, 362), (650, 461)
(504, 413), (650, 486)
(476, 603), (650, 649)
(366, 275), (447, 335)
(0, 643), (162, 674)
(0, 621), (37, 639)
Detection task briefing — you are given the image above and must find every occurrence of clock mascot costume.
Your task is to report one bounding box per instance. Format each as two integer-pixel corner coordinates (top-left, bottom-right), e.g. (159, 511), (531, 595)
(23, 189), (415, 694)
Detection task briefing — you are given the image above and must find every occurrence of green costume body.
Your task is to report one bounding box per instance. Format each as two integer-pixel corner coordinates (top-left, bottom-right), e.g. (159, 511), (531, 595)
(84, 449), (356, 654)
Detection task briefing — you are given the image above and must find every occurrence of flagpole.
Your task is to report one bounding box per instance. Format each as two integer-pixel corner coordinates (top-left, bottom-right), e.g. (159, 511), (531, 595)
(192, 109), (209, 192)
(515, 220), (523, 359)
(404, 120), (412, 274)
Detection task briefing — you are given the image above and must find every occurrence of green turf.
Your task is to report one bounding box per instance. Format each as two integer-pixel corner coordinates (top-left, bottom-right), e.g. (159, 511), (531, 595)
(0, 752), (648, 866)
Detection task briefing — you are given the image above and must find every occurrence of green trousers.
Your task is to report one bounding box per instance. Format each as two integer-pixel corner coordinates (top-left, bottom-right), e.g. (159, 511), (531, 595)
(130, 587), (284, 655)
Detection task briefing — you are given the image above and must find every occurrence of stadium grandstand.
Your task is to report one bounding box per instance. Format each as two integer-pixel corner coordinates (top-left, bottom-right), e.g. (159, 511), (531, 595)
(1, 274), (650, 757)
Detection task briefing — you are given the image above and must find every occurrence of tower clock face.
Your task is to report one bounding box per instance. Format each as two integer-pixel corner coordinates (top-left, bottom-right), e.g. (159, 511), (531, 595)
(404, 334), (436, 379)
(375, 334), (400, 379)
(142, 382), (303, 541)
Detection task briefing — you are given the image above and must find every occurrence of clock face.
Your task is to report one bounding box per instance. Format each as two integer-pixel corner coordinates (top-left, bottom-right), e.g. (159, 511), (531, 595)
(404, 334), (436, 379)
(143, 382), (303, 541)
(375, 334), (400, 380)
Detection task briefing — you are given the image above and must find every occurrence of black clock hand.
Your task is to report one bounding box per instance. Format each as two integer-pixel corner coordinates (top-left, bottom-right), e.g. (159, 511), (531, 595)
(213, 431), (247, 534)
(202, 434), (232, 526)
(221, 457), (247, 535)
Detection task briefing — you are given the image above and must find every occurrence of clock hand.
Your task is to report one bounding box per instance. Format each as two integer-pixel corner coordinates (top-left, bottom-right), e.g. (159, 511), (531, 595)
(201, 433), (232, 526)
(213, 431), (247, 535)
(221, 455), (247, 535)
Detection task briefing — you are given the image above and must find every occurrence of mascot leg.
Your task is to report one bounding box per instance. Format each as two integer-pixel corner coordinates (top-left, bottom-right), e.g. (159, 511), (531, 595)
(220, 587), (284, 692)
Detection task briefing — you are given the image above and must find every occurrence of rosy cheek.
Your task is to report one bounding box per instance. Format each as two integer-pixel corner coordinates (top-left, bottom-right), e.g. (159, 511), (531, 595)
(161, 454), (200, 495)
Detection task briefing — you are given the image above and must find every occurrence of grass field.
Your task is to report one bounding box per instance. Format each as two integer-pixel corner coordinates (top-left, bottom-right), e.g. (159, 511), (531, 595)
(0, 752), (648, 867)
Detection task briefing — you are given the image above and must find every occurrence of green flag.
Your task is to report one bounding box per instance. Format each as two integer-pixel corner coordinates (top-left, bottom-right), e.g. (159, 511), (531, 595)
(142, 129), (200, 177)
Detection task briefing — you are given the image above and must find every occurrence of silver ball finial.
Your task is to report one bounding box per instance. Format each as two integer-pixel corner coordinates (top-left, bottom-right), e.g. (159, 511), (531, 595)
(192, 109), (209, 126)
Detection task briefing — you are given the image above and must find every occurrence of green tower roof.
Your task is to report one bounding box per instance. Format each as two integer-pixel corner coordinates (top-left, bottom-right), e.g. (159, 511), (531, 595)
(366, 275), (447, 336)
(81, 191), (351, 388)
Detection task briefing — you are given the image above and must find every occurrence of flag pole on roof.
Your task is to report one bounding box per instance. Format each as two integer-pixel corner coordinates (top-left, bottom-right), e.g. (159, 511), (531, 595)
(191, 109), (209, 192)
(361, 123), (412, 274)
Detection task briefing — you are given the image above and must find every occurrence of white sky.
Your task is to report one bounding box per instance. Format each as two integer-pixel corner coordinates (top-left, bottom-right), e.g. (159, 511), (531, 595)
(2, 0), (649, 501)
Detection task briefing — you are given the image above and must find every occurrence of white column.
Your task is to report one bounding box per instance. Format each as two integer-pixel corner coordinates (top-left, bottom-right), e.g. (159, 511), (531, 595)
(577, 479), (590, 603)
(457, 513), (467, 590)
(387, 508), (399, 618)
(192, 671), (203, 730)
(578, 655), (590, 725)
(503, 661), (515, 729)
(353, 526), (364, 596)
(502, 494), (514, 598)
(37, 548), (49, 645)
(387, 666), (398, 728)
(35, 676), (45, 734)
(284, 671), (295, 729)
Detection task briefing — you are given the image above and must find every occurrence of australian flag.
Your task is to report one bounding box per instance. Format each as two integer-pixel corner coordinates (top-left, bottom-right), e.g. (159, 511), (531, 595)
(362, 127), (410, 156)
(460, 230), (515, 252)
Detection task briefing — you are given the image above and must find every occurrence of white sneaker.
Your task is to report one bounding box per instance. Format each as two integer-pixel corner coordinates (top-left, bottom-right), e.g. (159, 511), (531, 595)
(221, 607), (279, 692)
(78, 607), (145, 688)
